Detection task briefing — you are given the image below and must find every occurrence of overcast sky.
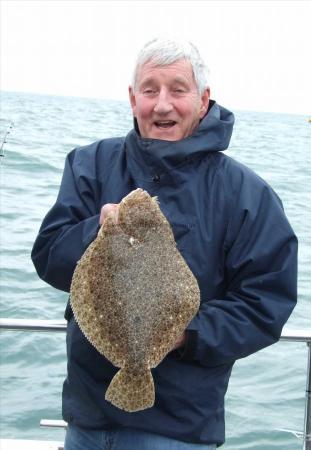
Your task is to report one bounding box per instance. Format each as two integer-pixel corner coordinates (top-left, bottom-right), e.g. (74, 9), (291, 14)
(1, 0), (310, 114)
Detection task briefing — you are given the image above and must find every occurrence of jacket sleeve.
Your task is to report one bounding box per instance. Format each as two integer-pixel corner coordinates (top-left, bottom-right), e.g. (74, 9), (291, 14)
(31, 149), (100, 292)
(181, 171), (298, 367)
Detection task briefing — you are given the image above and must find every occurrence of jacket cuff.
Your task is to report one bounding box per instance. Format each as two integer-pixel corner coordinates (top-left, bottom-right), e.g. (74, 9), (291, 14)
(174, 330), (198, 361)
(82, 214), (101, 248)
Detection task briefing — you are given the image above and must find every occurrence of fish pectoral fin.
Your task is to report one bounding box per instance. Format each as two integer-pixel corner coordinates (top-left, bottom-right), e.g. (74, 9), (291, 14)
(105, 365), (155, 412)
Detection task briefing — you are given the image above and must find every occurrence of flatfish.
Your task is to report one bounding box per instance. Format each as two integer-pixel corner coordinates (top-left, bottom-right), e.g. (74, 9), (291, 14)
(70, 188), (200, 412)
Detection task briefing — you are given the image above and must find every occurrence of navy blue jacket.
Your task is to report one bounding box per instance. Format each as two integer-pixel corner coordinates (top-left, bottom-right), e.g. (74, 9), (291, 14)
(31, 101), (297, 446)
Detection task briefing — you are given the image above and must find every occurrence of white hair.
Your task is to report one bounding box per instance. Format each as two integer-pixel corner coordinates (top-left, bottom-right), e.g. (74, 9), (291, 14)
(131, 37), (210, 95)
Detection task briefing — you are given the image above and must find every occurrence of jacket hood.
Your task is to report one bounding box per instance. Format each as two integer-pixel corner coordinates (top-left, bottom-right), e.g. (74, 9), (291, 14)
(126, 100), (234, 173)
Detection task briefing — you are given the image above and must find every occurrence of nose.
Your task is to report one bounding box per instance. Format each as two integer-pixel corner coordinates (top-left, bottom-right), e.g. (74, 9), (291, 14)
(153, 89), (173, 114)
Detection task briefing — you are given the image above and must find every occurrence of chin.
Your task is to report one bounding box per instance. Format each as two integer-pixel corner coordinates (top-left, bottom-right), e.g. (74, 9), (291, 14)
(152, 134), (180, 141)
(148, 127), (182, 141)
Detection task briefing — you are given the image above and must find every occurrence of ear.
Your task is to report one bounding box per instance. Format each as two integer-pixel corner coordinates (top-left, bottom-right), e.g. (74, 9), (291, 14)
(129, 86), (136, 115)
(199, 88), (210, 119)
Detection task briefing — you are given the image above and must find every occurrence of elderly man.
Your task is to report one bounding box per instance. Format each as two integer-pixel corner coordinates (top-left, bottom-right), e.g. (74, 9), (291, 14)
(31, 38), (297, 449)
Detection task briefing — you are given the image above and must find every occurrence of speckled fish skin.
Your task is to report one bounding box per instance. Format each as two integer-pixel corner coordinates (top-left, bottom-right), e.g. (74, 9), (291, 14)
(70, 188), (200, 412)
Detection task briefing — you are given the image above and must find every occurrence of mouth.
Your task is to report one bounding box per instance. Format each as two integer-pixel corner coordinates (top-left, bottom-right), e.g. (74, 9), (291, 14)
(154, 120), (177, 130)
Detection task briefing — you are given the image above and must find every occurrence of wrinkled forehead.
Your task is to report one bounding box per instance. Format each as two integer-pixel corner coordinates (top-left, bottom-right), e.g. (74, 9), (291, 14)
(134, 58), (196, 88)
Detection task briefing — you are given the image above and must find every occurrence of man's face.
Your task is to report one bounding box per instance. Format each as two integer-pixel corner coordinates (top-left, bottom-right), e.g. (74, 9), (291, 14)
(129, 59), (210, 141)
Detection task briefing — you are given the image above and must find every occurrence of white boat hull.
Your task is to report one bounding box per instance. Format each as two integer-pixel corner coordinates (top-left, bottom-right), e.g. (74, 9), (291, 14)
(0, 439), (64, 450)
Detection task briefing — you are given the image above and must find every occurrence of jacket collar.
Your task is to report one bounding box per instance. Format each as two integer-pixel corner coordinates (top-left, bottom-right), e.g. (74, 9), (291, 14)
(125, 100), (234, 175)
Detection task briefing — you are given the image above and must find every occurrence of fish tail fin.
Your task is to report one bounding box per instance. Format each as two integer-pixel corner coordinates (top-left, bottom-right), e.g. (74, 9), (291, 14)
(105, 365), (155, 412)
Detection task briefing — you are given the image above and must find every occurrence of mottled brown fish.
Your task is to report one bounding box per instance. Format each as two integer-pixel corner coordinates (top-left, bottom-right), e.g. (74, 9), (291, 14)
(70, 188), (200, 412)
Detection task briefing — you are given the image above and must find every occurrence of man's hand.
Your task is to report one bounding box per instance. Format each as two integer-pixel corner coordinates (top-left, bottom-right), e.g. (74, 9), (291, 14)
(99, 203), (119, 225)
(171, 331), (187, 351)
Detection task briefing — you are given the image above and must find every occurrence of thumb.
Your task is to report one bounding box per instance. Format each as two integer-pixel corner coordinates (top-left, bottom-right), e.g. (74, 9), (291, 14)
(99, 203), (119, 225)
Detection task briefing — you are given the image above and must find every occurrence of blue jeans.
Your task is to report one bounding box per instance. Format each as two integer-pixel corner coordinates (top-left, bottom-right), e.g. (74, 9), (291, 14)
(64, 424), (217, 450)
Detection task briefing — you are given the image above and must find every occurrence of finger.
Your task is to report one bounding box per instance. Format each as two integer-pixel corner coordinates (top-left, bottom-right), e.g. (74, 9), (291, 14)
(171, 332), (187, 351)
(99, 203), (119, 225)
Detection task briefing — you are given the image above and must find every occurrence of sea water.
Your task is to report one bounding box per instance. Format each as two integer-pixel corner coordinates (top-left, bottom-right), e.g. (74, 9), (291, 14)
(0, 91), (310, 449)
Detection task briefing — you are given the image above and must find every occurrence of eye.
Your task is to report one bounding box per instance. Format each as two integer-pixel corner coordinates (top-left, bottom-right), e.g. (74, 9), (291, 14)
(172, 88), (186, 94)
(143, 88), (156, 95)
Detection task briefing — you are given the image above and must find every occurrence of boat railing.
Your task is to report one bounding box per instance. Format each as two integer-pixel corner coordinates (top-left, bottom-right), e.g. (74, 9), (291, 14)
(0, 319), (310, 450)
